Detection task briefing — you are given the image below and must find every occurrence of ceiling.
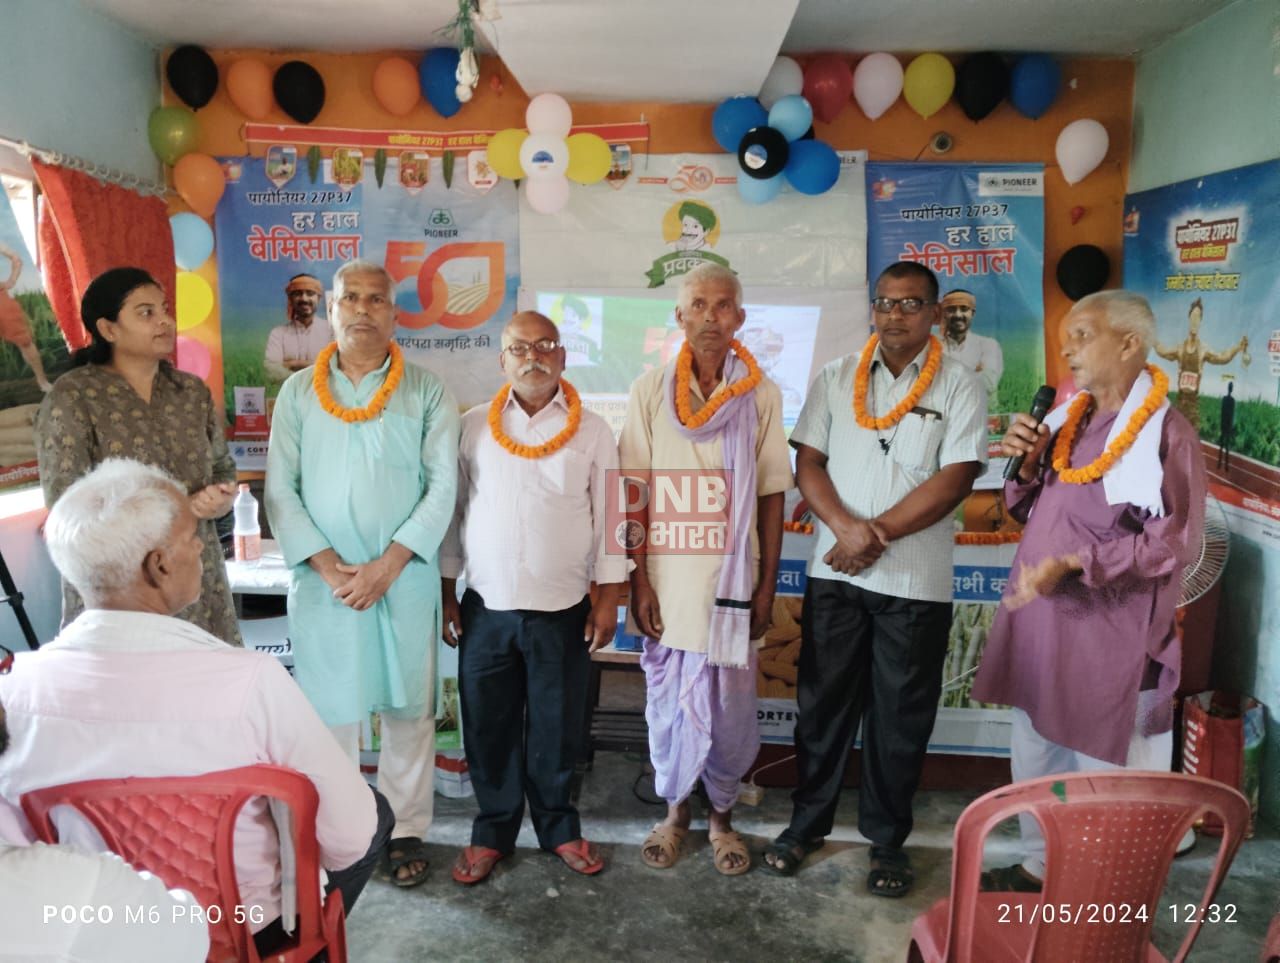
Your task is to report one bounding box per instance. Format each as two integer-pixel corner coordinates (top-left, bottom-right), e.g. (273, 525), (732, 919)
(82, 0), (1237, 102)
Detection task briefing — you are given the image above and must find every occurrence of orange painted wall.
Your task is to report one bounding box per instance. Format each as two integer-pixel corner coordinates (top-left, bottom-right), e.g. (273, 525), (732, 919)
(165, 51), (1133, 404)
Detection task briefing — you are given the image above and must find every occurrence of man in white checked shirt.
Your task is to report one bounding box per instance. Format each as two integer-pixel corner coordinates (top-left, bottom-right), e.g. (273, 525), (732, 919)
(440, 311), (628, 885)
(763, 261), (987, 897)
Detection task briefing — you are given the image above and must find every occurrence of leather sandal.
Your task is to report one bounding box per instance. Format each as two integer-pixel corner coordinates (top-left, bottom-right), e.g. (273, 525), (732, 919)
(640, 824), (686, 869)
(708, 830), (751, 876)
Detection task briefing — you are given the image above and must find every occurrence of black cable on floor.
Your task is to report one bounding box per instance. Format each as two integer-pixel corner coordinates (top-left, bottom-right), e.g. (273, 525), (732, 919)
(631, 766), (665, 806)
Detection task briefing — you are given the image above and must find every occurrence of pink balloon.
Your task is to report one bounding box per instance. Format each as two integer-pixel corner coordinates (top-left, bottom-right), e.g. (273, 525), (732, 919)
(803, 54), (853, 124)
(525, 93), (573, 137)
(524, 173), (570, 214)
(853, 53), (904, 120)
(175, 335), (212, 381)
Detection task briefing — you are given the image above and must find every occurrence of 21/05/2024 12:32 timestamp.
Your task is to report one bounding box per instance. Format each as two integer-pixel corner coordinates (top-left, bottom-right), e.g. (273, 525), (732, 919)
(997, 903), (1238, 925)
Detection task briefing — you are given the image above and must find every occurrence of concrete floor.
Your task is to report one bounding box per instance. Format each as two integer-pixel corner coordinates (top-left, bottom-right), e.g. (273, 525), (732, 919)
(344, 749), (1279, 962)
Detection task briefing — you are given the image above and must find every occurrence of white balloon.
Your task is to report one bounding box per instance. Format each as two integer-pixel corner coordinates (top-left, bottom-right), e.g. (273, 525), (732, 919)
(525, 92), (573, 137)
(1055, 118), (1109, 185)
(525, 173), (570, 214)
(456, 83), (473, 103)
(758, 56), (804, 110)
(853, 53), (903, 120)
(519, 131), (568, 178)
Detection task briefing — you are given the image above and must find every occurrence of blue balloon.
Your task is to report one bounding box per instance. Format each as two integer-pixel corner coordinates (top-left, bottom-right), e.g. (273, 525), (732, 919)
(712, 96), (767, 153)
(420, 48), (462, 118)
(783, 140), (840, 195)
(767, 95), (813, 143)
(737, 172), (783, 205)
(169, 212), (213, 270)
(1009, 54), (1060, 120)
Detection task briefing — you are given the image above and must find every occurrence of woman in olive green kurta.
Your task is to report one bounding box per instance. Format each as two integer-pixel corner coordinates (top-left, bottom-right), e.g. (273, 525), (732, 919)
(34, 268), (242, 644)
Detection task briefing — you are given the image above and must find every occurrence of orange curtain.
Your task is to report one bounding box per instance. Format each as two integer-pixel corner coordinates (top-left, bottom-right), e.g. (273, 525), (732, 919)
(32, 160), (174, 350)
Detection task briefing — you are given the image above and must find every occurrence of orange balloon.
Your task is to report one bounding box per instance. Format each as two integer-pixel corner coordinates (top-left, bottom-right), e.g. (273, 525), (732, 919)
(226, 58), (273, 119)
(372, 57), (419, 116)
(173, 153), (225, 217)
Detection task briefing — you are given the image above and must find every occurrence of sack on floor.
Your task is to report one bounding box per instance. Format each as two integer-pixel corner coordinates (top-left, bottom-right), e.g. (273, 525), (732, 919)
(1181, 691), (1265, 836)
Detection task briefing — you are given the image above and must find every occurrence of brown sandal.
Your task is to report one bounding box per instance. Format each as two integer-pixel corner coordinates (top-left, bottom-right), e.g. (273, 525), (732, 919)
(640, 824), (686, 869)
(708, 830), (751, 876)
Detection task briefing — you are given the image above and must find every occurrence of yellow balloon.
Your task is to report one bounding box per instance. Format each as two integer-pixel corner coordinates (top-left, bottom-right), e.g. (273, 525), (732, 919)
(903, 53), (955, 119)
(565, 133), (612, 185)
(175, 272), (214, 331)
(485, 128), (528, 181)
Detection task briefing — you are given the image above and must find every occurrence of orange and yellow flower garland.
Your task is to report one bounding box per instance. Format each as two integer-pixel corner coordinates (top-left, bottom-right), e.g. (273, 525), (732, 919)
(1051, 365), (1169, 484)
(674, 339), (763, 429)
(489, 379), (582, 458)
(853, 334), (943, 430)
(313, 342), (405, 423)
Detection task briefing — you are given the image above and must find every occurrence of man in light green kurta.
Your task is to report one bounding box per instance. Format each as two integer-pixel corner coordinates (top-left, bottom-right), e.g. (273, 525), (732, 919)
(265, 259), (459, 888)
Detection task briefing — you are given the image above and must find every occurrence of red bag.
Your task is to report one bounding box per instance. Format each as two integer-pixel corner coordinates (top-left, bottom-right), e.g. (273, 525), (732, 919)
(1181, 691), (1264, 836)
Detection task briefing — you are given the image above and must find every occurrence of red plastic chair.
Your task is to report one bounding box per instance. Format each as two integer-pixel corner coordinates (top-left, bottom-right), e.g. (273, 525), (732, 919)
(908, 771), (1250, 963)
(22, 764), (346, 963)
(1262, 910), (1280, 963)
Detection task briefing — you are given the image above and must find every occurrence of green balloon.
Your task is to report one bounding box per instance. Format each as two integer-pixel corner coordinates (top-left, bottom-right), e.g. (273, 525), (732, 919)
(147, 106), (199, 165)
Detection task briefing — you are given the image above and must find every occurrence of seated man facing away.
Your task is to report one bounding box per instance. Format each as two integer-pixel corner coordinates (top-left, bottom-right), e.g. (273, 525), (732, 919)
(0, 458), (392, 950)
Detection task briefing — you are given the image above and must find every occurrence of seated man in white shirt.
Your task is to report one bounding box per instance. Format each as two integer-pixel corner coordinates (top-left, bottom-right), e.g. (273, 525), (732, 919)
(0, 676), (209, 962)
(440, 311), (628, 884)
(0, 458), (393, 952)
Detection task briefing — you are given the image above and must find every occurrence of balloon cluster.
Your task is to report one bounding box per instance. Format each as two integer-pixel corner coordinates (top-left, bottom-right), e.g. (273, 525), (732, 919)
(368, 48), (473, 118)
(484, 94), (612, 215)
(714, 58), (842, 205)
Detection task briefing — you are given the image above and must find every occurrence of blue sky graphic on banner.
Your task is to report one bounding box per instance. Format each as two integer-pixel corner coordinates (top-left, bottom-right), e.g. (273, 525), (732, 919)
(214, 154), (518, 438)
(866, 163), (1045, 420)
(1124, 158), (1279, 478)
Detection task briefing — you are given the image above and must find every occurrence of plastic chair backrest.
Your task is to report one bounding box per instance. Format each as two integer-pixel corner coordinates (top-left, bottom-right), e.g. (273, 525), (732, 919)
(21, 764), (334, 963)
(945, 771), (1250, 963)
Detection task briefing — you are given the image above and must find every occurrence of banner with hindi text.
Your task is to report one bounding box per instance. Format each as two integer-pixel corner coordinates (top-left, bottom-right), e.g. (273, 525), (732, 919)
(214, 153), (518, 465)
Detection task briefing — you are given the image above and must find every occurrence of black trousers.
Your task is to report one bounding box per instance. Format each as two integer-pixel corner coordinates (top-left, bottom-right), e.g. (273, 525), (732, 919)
(458, 589), (591, 852)
(787, 577), (951, 849)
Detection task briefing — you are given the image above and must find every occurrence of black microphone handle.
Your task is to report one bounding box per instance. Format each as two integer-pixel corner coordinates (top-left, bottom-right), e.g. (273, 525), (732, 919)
(1003, 385), (1058, 482)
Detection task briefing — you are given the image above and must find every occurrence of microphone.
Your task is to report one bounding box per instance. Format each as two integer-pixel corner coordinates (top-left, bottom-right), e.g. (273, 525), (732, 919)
(1003, 384), (1058, 481)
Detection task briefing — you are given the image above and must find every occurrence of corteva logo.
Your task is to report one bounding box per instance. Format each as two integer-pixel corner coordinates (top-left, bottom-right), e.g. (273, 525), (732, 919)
(606, 469), (734, 555)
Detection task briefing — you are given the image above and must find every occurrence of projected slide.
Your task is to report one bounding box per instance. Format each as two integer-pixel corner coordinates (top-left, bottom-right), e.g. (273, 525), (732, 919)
(530, 288), (861, 435)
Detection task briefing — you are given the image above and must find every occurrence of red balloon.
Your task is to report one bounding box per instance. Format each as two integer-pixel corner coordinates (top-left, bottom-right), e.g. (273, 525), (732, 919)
(802, 54), (853, 124)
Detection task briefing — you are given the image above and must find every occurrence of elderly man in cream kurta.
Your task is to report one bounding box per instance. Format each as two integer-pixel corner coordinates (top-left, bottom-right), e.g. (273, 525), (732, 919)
(620, 263), (793, 876)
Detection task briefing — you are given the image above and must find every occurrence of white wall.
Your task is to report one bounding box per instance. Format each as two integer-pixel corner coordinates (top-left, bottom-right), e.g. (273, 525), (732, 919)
(0, 0), (159, 180)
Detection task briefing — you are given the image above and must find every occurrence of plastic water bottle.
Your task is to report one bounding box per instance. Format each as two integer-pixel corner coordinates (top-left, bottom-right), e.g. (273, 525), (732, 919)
(233, 483), (262, 565)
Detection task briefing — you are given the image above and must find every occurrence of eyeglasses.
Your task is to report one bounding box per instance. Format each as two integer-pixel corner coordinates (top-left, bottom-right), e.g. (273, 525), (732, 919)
(0, 643), (13, 675)
(871, 297), (935, 315)
(503, 339), (561, 358)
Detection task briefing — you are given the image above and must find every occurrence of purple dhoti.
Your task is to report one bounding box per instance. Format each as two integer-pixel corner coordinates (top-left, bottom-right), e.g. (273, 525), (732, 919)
(641, 638), (759, 812)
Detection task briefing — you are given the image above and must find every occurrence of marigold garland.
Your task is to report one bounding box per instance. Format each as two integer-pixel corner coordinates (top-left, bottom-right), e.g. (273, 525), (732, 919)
(674, 339), (763, 429)
(313, 342), (405, 423)
(853, 334), (943, 430)
(1051, 365), (1169, 484)
(783, 521), (815, 534)
(489, 379), (582, 458)
(955, 531), (1023, 545)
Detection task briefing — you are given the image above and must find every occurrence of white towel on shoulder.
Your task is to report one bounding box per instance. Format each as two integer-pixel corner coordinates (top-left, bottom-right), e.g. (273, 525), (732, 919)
(1041, 368), (1168, 516)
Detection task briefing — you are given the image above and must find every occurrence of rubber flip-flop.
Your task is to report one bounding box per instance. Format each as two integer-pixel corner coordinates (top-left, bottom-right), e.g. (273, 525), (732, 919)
(553, 838), (605, 875)
(451, 845), (504, 885)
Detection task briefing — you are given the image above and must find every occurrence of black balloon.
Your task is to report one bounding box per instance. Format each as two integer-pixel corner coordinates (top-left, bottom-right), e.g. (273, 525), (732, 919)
(1056, 244), (1111, 300)
(273, 61), (325, 124)
(166, 45), (218, 110)
(955, 52), (1009, 122)
(800, 125), (816, 141)
(737, 126), (789, 180)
